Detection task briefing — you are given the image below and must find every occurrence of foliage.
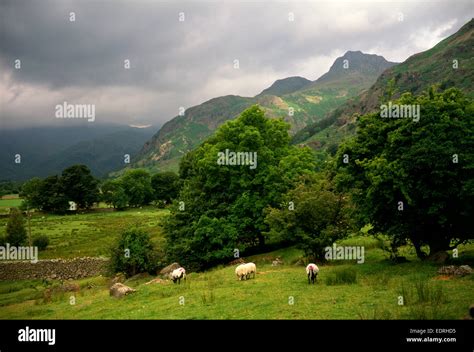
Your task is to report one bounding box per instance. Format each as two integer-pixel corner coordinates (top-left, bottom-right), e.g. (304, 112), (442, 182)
(32, 235), (49, 251)
(335, 87), (474, 258)
(101, 179), (128, 209)
(110, 227), (158, 277)
(6, 208), (27, 246)
(121, 169), (153, 207)
(265, 176), (354, 260)
(151, 172), (180, 203)
(61, 165), (99, 209)
(165, 105), (316, 270)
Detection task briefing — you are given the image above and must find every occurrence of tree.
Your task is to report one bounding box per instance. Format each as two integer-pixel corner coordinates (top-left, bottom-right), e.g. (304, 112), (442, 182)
(151, 172), (180, 203)
(101, 179), (128, 209)
(6, 208), (27, 246)
(121, 169), (153, 207)
(110, 227), (159, 277)
(335, 87), (474, 259)
(20, 177), (44, 210)
(39, 176), (69, 213)
(265, 177), (354, 260)
(164, 105), (316, 270)
(61, 165), (99, 209)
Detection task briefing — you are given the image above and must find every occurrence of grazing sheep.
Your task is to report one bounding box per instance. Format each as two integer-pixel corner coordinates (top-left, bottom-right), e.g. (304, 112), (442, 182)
(170, 267), (186, 284)
(245, 262), (257, 279)
(306, 263), (319, 284)
(235, 263), (248, 280)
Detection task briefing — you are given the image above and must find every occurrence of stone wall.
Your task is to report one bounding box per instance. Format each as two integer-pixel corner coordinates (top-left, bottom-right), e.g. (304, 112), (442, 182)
(0, 257), (110, 280)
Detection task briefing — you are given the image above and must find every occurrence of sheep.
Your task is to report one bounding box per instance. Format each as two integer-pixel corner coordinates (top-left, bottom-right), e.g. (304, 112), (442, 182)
(235, 263), (257, 280)
(170, 267), (186, 284)
(306, 263), (319, 284)
(245, 262), (256, 279)
(235, 263), (248, 280)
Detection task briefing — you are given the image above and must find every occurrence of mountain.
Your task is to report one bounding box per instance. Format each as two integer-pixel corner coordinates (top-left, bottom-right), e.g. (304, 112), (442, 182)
(0, 125), (156, 181)
(293, 19), (474, 150)
(257, 76), (311, 96)
(129, 51), (396, 174)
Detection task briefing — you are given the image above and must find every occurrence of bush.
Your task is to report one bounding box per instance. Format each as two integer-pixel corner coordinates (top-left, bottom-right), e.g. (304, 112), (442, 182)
(0, 236), (6, 247)
(32, 235), (49, 251)
(6, 208), (27, 246)
(325, 266), (357, 285)
(110, 227), (159, 277)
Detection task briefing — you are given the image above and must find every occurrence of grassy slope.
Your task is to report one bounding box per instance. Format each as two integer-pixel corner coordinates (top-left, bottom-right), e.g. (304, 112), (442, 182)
(1, 239), (472, 320)
(0, 207), (168, 259)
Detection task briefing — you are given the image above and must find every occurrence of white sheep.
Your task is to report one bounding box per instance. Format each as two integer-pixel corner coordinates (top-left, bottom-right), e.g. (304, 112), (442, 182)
(235, 263), (248, 280)
(245, 262), (256, 279)
(170, 267), (186, 284)
(306, 263), (319, 284)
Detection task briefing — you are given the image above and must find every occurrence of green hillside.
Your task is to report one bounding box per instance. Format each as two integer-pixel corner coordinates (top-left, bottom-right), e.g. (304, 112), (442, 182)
(127, 51), (395, 174)
(294, 19), (474, 149)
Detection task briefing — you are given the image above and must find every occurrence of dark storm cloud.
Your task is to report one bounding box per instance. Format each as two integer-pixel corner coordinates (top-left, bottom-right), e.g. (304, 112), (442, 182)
(0, 0), (472, 128)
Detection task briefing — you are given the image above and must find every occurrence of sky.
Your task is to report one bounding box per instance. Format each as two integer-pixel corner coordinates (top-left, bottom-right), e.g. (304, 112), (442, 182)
(0, 0), (472, 129)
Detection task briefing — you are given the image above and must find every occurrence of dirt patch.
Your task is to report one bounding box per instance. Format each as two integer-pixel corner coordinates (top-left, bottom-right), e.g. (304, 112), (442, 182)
(434, 275), (451, 281)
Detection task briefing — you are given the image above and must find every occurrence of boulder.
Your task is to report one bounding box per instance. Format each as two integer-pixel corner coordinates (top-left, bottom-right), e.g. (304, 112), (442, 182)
(109, 283), (136, 298)
(271, 257), (283, 266)
(228, 258), (245, 266)
(159, 263), (181, 276)
(438, 265), (472, 276)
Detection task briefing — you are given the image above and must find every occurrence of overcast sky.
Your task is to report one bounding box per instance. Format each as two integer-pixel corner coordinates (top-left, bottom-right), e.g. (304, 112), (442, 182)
(0, 0), (472, 129)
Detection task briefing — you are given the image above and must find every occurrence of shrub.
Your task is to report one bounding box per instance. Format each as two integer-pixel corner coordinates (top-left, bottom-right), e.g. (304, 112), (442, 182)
(325, 266), (357, 285)
(6, 208), (27, 246)
(32, 235), (50, 251)
(110, 227), (159, 277)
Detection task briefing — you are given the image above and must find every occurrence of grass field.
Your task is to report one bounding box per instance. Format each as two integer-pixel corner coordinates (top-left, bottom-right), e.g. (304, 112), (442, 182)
(0, 240), (473, 319)
(0, 196), (22, 214)
(0, 206), (169, 259)
(0, 202), (472, 319)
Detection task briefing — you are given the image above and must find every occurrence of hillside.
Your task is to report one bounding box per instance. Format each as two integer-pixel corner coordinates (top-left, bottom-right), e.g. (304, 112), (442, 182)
(293, 19), (474, 149)
(0, 125), (156, 181)
(128, 51), (395, 174)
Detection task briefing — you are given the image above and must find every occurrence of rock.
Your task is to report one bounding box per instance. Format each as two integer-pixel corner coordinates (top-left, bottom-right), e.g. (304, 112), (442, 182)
(109, 283), (136, 298)
(271, 257), (283, 266)
(294, 259), (305, 266)
(144, 278), (168, 285)
(62, 283), (80, 292)
(459, 265), (473, 275)
(426, 251), (449, 264)
(159, 263), (181, 276)
(228, 258), (245, 266)
(438, 265), (472, 276)
(111, 273), (126, 284)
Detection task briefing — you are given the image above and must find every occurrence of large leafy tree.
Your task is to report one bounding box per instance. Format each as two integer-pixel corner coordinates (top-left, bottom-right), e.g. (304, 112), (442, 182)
(19, 177), (44, 210)
(164, 105), (316, 270)
(121, 169), (153, 207)
(335, 87), (474, 258)
(151, 172), (180, 203)
(101, 179), (128, 209)
(39, 176), (69, 213)
(265, 176), (354, 261)
(61, 165), (99, 209)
